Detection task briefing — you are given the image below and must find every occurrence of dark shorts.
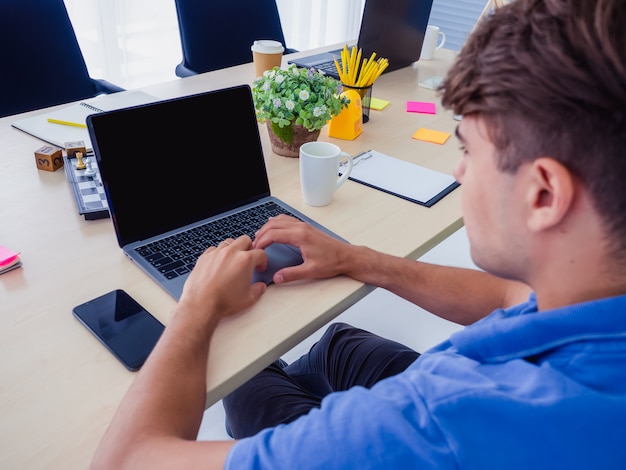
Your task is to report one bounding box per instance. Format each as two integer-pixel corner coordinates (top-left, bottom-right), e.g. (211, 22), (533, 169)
(223, 322), (420, 438)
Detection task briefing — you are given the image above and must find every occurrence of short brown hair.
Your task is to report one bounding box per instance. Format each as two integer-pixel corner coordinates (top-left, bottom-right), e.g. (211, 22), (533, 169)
(440, 0), (626, 253)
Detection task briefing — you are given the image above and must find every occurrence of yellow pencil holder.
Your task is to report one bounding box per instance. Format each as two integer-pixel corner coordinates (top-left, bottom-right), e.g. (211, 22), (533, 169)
(341, 84), (372, 123)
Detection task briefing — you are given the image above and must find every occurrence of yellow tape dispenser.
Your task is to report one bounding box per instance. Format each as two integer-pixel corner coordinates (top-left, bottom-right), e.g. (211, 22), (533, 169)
(328, 88), (362, 140)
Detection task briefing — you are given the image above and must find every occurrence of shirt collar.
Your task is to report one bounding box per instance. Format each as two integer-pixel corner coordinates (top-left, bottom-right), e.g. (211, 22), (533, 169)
(450, 293), (626, 362)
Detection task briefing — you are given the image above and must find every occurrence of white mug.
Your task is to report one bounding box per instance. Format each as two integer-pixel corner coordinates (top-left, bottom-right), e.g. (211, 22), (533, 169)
(300, 142), (354, 206)
(420, 25), (446, 61)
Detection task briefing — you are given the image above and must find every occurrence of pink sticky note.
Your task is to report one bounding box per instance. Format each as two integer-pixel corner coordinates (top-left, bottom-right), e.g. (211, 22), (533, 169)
(406, 101), (436, 114)
(0, 245), (19, 266)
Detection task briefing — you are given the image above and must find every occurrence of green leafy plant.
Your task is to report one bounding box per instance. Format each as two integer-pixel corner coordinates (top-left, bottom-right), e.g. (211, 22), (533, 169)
(252, 65), (349, 143)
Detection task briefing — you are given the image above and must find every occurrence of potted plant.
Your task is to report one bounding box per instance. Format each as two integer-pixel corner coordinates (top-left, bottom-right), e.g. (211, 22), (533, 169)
(252, 64), (349, 157)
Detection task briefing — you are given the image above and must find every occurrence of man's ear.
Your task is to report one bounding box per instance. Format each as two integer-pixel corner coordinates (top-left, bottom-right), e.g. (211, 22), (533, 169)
(525, 157), (575, 232)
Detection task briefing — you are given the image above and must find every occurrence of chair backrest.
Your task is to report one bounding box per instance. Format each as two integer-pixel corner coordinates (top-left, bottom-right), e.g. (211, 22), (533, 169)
(0, 0), (122, 118)
(174, 0), (290, 77)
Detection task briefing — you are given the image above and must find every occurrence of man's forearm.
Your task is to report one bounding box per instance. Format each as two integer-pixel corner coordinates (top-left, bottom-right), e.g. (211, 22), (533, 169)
(344, 245), (531, 325)
(91, 302), (232, 469)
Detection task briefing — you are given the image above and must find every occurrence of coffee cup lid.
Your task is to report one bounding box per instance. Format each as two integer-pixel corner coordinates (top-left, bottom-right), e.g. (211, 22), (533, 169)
(251, 40), (284, 54)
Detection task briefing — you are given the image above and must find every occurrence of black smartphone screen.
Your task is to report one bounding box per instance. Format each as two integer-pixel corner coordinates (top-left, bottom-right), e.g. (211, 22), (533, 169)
(72, 289), (165, 371)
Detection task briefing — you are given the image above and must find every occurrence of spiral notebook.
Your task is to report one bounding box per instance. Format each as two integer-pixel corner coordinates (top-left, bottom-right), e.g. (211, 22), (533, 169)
(339, 150), (459, 207)
(11, 91), (157, 151)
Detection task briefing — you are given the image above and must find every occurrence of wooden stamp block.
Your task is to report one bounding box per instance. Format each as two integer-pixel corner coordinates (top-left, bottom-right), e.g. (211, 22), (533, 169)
(34, 145), (64, 172)
(65, 141), (87, 158)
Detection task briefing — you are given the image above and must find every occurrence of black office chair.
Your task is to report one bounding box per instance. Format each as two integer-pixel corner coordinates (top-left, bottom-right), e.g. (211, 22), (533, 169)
(174, 0), (297, 77)
(0, 0), (124, 118)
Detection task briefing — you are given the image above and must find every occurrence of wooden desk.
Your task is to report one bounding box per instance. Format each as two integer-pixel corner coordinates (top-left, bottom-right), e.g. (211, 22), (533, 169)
(0, 49), (462, 468)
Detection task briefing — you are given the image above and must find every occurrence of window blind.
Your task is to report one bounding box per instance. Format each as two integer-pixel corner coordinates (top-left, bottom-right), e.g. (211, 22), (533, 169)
(428, 0), (488, 51)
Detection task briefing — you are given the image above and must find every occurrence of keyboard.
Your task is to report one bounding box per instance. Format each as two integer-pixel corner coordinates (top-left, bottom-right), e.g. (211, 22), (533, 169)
(314, 60), (341, 79)
(134, 201), (300, 280)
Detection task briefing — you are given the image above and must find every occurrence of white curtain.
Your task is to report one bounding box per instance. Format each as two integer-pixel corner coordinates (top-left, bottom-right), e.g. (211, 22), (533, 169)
(64, 0), (364, 90)
(64, 0), (486, 89)
(277, 0), (365, 51)
(64, 0), (180, 89)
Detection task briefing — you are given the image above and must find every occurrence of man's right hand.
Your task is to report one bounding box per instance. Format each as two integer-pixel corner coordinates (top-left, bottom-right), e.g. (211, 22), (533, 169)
(253, 215), (353, 284)
(176, 235), (268, 327)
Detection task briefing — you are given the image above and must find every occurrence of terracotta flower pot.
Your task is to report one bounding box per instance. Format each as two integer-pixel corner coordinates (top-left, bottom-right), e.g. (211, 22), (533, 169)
(266, 121), (321, 158)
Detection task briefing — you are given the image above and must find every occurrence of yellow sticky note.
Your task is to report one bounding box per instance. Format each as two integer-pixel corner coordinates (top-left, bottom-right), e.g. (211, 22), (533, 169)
(412, 127), (451, 145)
(369, 97), (390, 111)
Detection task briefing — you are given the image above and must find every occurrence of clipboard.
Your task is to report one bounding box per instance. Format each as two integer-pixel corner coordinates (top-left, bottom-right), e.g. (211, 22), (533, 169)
(339, 150), (460, 207)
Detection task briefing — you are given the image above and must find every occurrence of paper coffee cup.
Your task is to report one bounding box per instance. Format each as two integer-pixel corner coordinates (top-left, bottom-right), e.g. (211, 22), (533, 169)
(251, 40), (284, 78)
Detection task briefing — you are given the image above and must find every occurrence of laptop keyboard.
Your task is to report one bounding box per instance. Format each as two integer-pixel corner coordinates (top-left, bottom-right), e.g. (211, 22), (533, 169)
(134, 201), (301, 280)
(314, 60), (340, 78)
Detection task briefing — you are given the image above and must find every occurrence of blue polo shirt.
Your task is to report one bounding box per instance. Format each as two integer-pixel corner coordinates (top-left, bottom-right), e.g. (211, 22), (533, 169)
(226, 293), (626, 469)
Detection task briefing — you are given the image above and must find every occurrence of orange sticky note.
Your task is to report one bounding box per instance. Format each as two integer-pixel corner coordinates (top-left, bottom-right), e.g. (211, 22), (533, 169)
(412, 127), (450, 145)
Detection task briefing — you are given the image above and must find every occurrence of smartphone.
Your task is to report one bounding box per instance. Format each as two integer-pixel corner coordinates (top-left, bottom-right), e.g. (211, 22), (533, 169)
(72, 289), (165, 371)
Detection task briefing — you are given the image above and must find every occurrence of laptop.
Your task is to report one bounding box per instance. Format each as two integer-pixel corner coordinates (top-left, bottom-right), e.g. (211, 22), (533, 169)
(288, 0), (434, 79)
(87, 85), (347, 300)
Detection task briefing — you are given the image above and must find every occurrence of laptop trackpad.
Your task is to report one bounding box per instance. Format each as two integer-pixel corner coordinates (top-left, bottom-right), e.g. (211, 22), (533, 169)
(251, 243), (304, 285)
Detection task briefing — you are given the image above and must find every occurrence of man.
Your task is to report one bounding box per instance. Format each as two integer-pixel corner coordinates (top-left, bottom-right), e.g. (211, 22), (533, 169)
(91, 0), (626, 468)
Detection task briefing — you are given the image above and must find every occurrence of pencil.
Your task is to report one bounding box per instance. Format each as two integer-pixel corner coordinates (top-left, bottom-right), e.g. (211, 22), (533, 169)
(349, 46), (358, 85)
(47, 118), (87, 129)
(341, 45), (349, 81)
(334, 57), (345, 83)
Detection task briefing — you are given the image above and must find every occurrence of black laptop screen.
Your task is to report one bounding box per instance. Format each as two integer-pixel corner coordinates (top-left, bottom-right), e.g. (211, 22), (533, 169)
(87, 85), (271, 247)
(288, 0), (433, 75)
(358, 0), (434, 72)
